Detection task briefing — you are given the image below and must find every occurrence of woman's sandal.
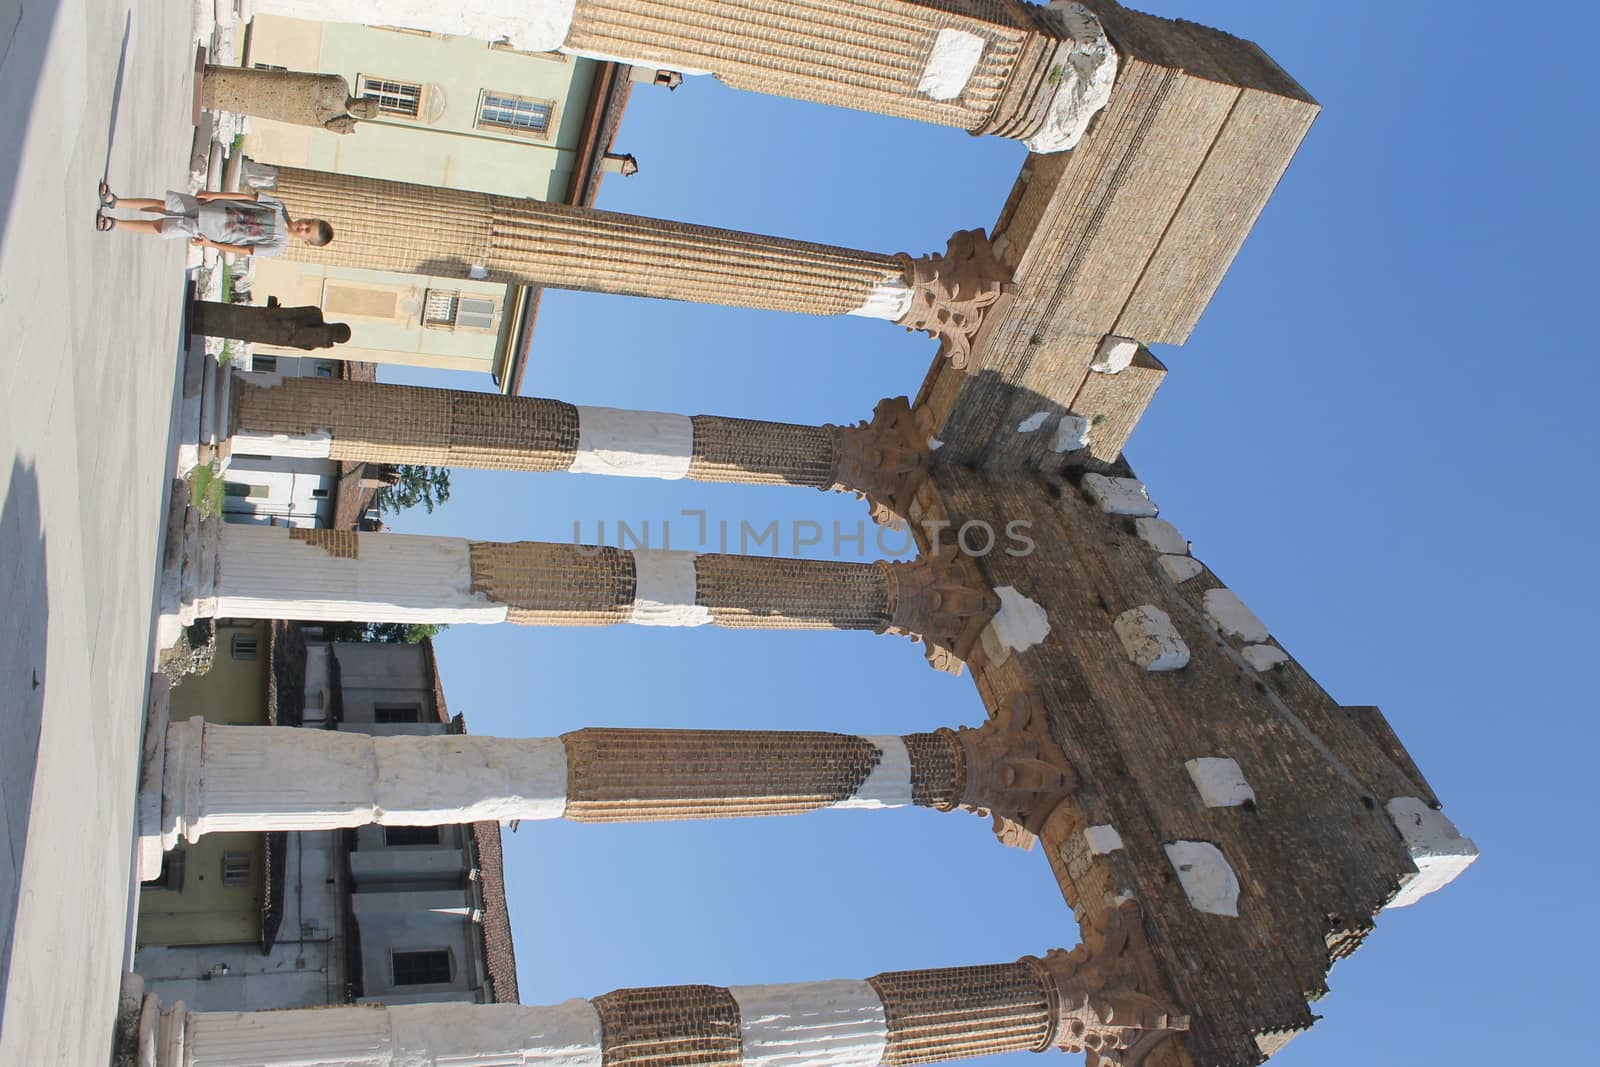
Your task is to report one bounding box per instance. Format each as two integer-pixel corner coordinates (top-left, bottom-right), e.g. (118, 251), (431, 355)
(97, 180), (117, 208)
(95, 212), (115, 232)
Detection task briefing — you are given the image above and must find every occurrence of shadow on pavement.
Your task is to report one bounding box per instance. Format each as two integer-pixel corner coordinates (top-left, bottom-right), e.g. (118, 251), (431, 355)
(100, 11), (133, 190)
(0, 0), (67, 246)
(0, 458), (49, 1034)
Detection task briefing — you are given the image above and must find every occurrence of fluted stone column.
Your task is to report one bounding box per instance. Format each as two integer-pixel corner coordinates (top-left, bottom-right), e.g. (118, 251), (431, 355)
(232, 378), (932, 517)
(253, 1), (1117, 153)
(144, 720), (970, 858)
(178, 525), (997, 669)
(124, 904), (1186, 1066)
(273, 167), (1010, 369)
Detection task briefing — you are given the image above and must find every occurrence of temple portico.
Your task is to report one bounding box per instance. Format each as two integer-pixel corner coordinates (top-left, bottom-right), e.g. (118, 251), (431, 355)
(125, 901), (1184, 1067)
(117, 2), (1483, 1065)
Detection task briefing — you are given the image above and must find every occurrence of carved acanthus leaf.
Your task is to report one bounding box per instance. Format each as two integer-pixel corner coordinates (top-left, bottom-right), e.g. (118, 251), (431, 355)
(895, 228), (1014, 374)
(957, 689), (1078, 849)
(1025, 902), (1190, 1067)
(830, 396), (934, 526)
(882, 548), (1000, 674)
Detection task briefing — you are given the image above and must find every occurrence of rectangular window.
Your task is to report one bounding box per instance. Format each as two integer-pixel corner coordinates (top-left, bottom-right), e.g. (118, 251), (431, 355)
(221, 851), (252, 887)
(356, 76), (423, 118)
(476, 91), (554, 138)
(384, 826), (442, 847)
(422, 289), (497, 332)
(251, 354), (278, 373)
(314, 362), (337, 378)
(392, 949), (452, 986)
(374, 703), (422, 724)
(231, 635), (259, 661)
(311, 488), (330, 500)
(222, 481), (270, 500)
(252, 62), (289, 72)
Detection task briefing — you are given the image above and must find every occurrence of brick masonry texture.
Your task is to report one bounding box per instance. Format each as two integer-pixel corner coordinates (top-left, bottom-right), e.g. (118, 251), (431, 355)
(594, 985), (745, 1067)
(560, 729), (885, 821)
(918, 467), (1435, 1066)
(913, 0), (1320, 470)
(870, 961), (1053, 1065)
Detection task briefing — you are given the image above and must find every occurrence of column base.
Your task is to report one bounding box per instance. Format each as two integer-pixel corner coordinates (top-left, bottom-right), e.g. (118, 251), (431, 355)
(135, 679), (171, 882)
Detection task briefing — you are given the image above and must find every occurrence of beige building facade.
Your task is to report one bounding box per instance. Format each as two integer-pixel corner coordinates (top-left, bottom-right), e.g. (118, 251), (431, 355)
(240, 16), (638, 388)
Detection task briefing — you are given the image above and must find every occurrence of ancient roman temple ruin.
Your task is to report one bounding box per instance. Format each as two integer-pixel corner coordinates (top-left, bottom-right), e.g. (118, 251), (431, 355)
(129, 2), (1476, 1065)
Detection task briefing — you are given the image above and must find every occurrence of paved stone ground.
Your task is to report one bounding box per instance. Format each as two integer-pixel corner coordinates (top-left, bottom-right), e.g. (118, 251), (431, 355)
(0, 1), (197, 1061)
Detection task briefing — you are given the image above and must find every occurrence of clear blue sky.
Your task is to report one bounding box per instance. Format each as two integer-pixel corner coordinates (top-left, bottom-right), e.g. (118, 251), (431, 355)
(382, 3), (1600, 1063)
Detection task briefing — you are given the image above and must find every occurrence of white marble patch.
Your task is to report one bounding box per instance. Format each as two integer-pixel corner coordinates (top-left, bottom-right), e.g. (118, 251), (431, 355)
(1164, 841), (1241, 917)
(847, 277), (915, 321)
(729, 981), (888, 1067)
(1203, 588), (1270, 642)
(1082, 474), (1157, 516)
(628, 549), (712, 626)
(1090, 335), (1138, 374)
(255, 0), (578, 52)
(230, 427), (333, 459)
(1052, 415), (1091, 452)
(833, 737), (913, 810)
(1384, 798), (1479, 908)
(1113, 606), (1189, 671)
(1184, 757), (1255, 808)
(1135, 517), (1187, 555)
(1024, 2), (1119, 153)
(918, 28), (986, 101)
(1084, 825), (1124, 854)
(214, 526), (510, 625)
(569, 405), (694, 479)
(991, 586), (1051, 653)
(1158, 555), (1204, 584)
(1241, 644), (1289, 671)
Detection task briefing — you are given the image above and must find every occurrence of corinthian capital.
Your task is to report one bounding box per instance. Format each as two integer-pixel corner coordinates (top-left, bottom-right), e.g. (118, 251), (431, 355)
(882, 548), (999, 673)
(956, 689), (1078, 849)
(895, 228), (1014, 374)
(830, 396), (934, 526)
(1024, 902), (1191, 1067)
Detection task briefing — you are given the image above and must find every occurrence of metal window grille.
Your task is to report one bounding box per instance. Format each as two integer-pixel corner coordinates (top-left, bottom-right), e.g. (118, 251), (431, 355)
(231, 635), (258, 660)
(374, 703), (422, 723)
(456, 297), (496, 331)
(221, 851), (252, 887)
(358, 77), (422, 118)
(251, 354), (277, 373)
(478, 92), (552, 135)
(392, 949), (452, 986)
(423, 289), (459, 326)
(383, 826), (442, 847)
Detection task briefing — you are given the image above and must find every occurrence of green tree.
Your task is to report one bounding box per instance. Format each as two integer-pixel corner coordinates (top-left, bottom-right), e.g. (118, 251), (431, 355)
(319, 621), (447, 644)
(374, 465), (451, 515)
